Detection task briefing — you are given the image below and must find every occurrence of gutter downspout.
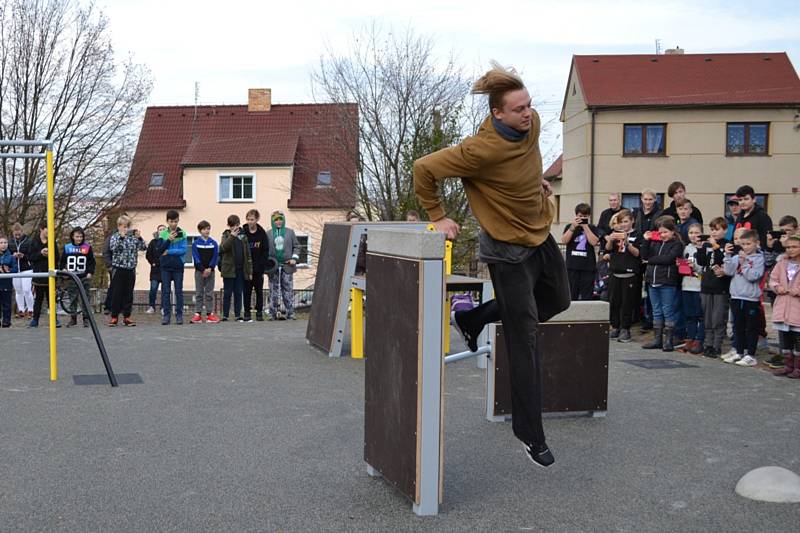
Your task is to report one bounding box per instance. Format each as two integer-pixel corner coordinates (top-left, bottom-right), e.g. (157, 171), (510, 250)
(590, 107), (597, 223)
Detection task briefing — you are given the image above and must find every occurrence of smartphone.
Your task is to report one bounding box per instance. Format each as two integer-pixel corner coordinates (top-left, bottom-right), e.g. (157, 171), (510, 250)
(731, 244), (742, 254)
(698, 234), (710, 241)
(580, 217), (589, 224)
(769, 230), (785, 239)
(649, 232), (662, 242)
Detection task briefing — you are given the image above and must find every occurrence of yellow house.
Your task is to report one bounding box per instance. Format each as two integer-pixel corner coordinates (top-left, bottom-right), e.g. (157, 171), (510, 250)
(550, 51), (800, 229)
(121, 89), (358, 293)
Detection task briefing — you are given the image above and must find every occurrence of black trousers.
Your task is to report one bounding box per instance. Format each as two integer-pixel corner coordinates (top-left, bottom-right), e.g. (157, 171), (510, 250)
(469, 235), (571, 446)
(110, 268), (135, 318)
(731, 299), (759, 356)
(33, 284), (47, 320)
(243, 272), (264, 317)
(567, 268), (595, 301)
(609, 275), (640, 329)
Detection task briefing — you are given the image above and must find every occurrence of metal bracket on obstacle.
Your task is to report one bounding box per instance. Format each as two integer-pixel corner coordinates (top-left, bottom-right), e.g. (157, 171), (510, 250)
(443, 344), (491, 364)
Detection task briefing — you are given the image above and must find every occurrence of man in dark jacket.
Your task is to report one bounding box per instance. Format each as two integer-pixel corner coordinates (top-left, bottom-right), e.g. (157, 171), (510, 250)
(661, 181), (703, 225)
(734, 185), (772, 249)
(102, 229), (116, 313)
(243, 209), (269, 322)
(145, 224), (166, 314)
(597, 193), (622, 240)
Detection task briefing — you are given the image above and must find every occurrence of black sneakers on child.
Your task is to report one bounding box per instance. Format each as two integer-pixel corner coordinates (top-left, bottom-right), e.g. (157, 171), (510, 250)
(524, 442), (555, 468)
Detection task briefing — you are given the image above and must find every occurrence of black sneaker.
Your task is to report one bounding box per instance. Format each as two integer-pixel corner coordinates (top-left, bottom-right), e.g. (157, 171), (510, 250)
(221, 316), (229, 322)
(524, 442), (555, 468)
(235, 317), (245, 323)
(703, 346), (718, 359)
(609, 328), (620, 339)
(617, 329), (631, 343)
(766, 354), (785, 369)
(452, 310), (479, 352)
(243, 317), (253, 323)
(256, 314), (264, 322)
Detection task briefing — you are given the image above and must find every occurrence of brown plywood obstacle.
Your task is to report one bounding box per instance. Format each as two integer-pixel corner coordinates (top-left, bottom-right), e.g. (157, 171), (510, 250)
(305, 224), (353, 355)
(305, 221), (430, 357)
(364, 254), (423, 503)
(362, 229), (445, 516)
(487, 310), (609, 420)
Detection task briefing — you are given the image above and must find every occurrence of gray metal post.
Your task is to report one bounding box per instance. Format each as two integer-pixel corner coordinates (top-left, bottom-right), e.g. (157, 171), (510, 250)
(413, 257), (444, 516)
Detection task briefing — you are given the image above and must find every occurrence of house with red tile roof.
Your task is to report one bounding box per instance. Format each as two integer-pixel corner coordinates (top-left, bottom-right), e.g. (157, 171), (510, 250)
(121, 89), (358, 295)
(550, 51), (800, 229)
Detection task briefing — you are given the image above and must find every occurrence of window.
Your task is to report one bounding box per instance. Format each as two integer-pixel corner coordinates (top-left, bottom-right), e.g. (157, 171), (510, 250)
(149, 173), (165, 188)
(219, 174), (255, 202)
(726, 123), (769, 155)
(183, 236), (197, 266)
(724, 193), (768, 212)
(316, 171), (332, 187)
(623, 124), (666, 156)
(296, 235), (310, 266)
(621, 193), (665, 211)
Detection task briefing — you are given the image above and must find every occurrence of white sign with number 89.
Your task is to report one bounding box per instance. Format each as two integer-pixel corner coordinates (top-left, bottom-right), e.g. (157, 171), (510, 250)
(67, 255), (87, 272)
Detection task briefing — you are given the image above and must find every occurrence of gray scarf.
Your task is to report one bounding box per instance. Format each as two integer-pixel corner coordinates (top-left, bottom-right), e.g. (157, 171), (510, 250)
(491, 116), (528, 142)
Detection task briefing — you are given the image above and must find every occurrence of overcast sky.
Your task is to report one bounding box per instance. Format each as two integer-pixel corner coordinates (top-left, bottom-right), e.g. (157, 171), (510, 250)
(99, 0), (800, 164)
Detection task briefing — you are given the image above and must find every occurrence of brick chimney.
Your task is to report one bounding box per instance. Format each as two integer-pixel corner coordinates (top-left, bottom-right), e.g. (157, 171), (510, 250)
(248, 88), (271, 112)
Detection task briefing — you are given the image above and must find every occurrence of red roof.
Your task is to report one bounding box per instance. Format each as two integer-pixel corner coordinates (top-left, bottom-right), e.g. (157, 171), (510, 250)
(571, 53), (800, 108)
(543, 155), (562, 180)
(122, 103), (358, 209)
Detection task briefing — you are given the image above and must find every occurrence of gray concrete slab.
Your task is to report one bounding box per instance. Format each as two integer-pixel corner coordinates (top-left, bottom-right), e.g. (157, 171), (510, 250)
(0, 319), (799, 532)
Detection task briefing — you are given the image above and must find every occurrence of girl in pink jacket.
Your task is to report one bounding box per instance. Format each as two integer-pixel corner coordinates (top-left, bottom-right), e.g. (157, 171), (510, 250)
(770, 234), (800, 378)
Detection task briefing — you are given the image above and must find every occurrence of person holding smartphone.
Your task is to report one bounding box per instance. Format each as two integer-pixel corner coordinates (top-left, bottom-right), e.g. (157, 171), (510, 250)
(219, 214), (252, 322)
(562, 203), (600, 301)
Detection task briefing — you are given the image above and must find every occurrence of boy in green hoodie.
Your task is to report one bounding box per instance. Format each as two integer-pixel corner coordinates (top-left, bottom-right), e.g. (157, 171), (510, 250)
(266, 210), (301, 320)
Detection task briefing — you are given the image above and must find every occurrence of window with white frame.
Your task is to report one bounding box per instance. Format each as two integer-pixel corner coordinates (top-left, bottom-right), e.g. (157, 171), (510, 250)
(218, 174), (255, 202)
(183, 235), (198, 266)
(316, 171), (332, 187)
(296, 235), (310, 266)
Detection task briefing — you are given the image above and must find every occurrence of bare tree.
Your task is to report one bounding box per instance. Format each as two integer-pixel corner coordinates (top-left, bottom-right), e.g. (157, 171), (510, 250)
(313, 23), (471, 222)
(0, 0), (151, 237)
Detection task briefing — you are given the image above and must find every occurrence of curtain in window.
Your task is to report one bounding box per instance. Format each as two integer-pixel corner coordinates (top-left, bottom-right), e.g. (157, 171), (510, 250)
(646, 126), (664, 154)
(624, 126), (642, 154)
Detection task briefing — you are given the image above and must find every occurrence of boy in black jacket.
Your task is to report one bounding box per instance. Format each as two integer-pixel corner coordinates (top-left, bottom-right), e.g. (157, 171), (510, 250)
(603, 209), (642, 343)
(561, 203), (600, 300)
(28, 223), (60, 328)
(243, 209), (269, 321)
(58, 227), (96, 327)
(695, 217), (731, 358)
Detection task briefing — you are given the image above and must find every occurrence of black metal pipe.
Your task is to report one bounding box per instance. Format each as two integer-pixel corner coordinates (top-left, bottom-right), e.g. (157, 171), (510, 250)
(58, 270), (118, 387)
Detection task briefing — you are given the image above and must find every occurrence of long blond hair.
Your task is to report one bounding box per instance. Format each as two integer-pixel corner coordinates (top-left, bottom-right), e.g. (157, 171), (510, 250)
(472, 61), (525, 112)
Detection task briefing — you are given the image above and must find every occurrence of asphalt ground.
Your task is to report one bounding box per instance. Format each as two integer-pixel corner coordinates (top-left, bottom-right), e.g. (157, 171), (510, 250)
(0, 315), (798, 532)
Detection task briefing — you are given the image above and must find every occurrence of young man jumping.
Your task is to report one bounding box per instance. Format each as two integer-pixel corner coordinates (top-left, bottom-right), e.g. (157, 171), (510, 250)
(413, 62), (570, 467)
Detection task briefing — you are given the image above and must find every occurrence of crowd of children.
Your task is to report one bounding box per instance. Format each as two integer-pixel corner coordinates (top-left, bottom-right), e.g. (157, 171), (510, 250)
(0, 208), (302, 328)
(575, 182), (799, 377)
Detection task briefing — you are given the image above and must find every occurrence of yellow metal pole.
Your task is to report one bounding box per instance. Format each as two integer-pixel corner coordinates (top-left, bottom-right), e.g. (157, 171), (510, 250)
(350, 287), (364, 359)
(46, 147), (57, 381)
(443, 240), (452, 353)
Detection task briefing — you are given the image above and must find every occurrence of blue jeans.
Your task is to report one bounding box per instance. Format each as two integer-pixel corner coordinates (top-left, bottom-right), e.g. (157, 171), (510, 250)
(672, 288), (685, 338)
(648, 285), (677, 327)
(148, 279), (161, 308)
(161, 268), (184, 319)
(682, 290), (705, 342)
(223, 269), (245, 319)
